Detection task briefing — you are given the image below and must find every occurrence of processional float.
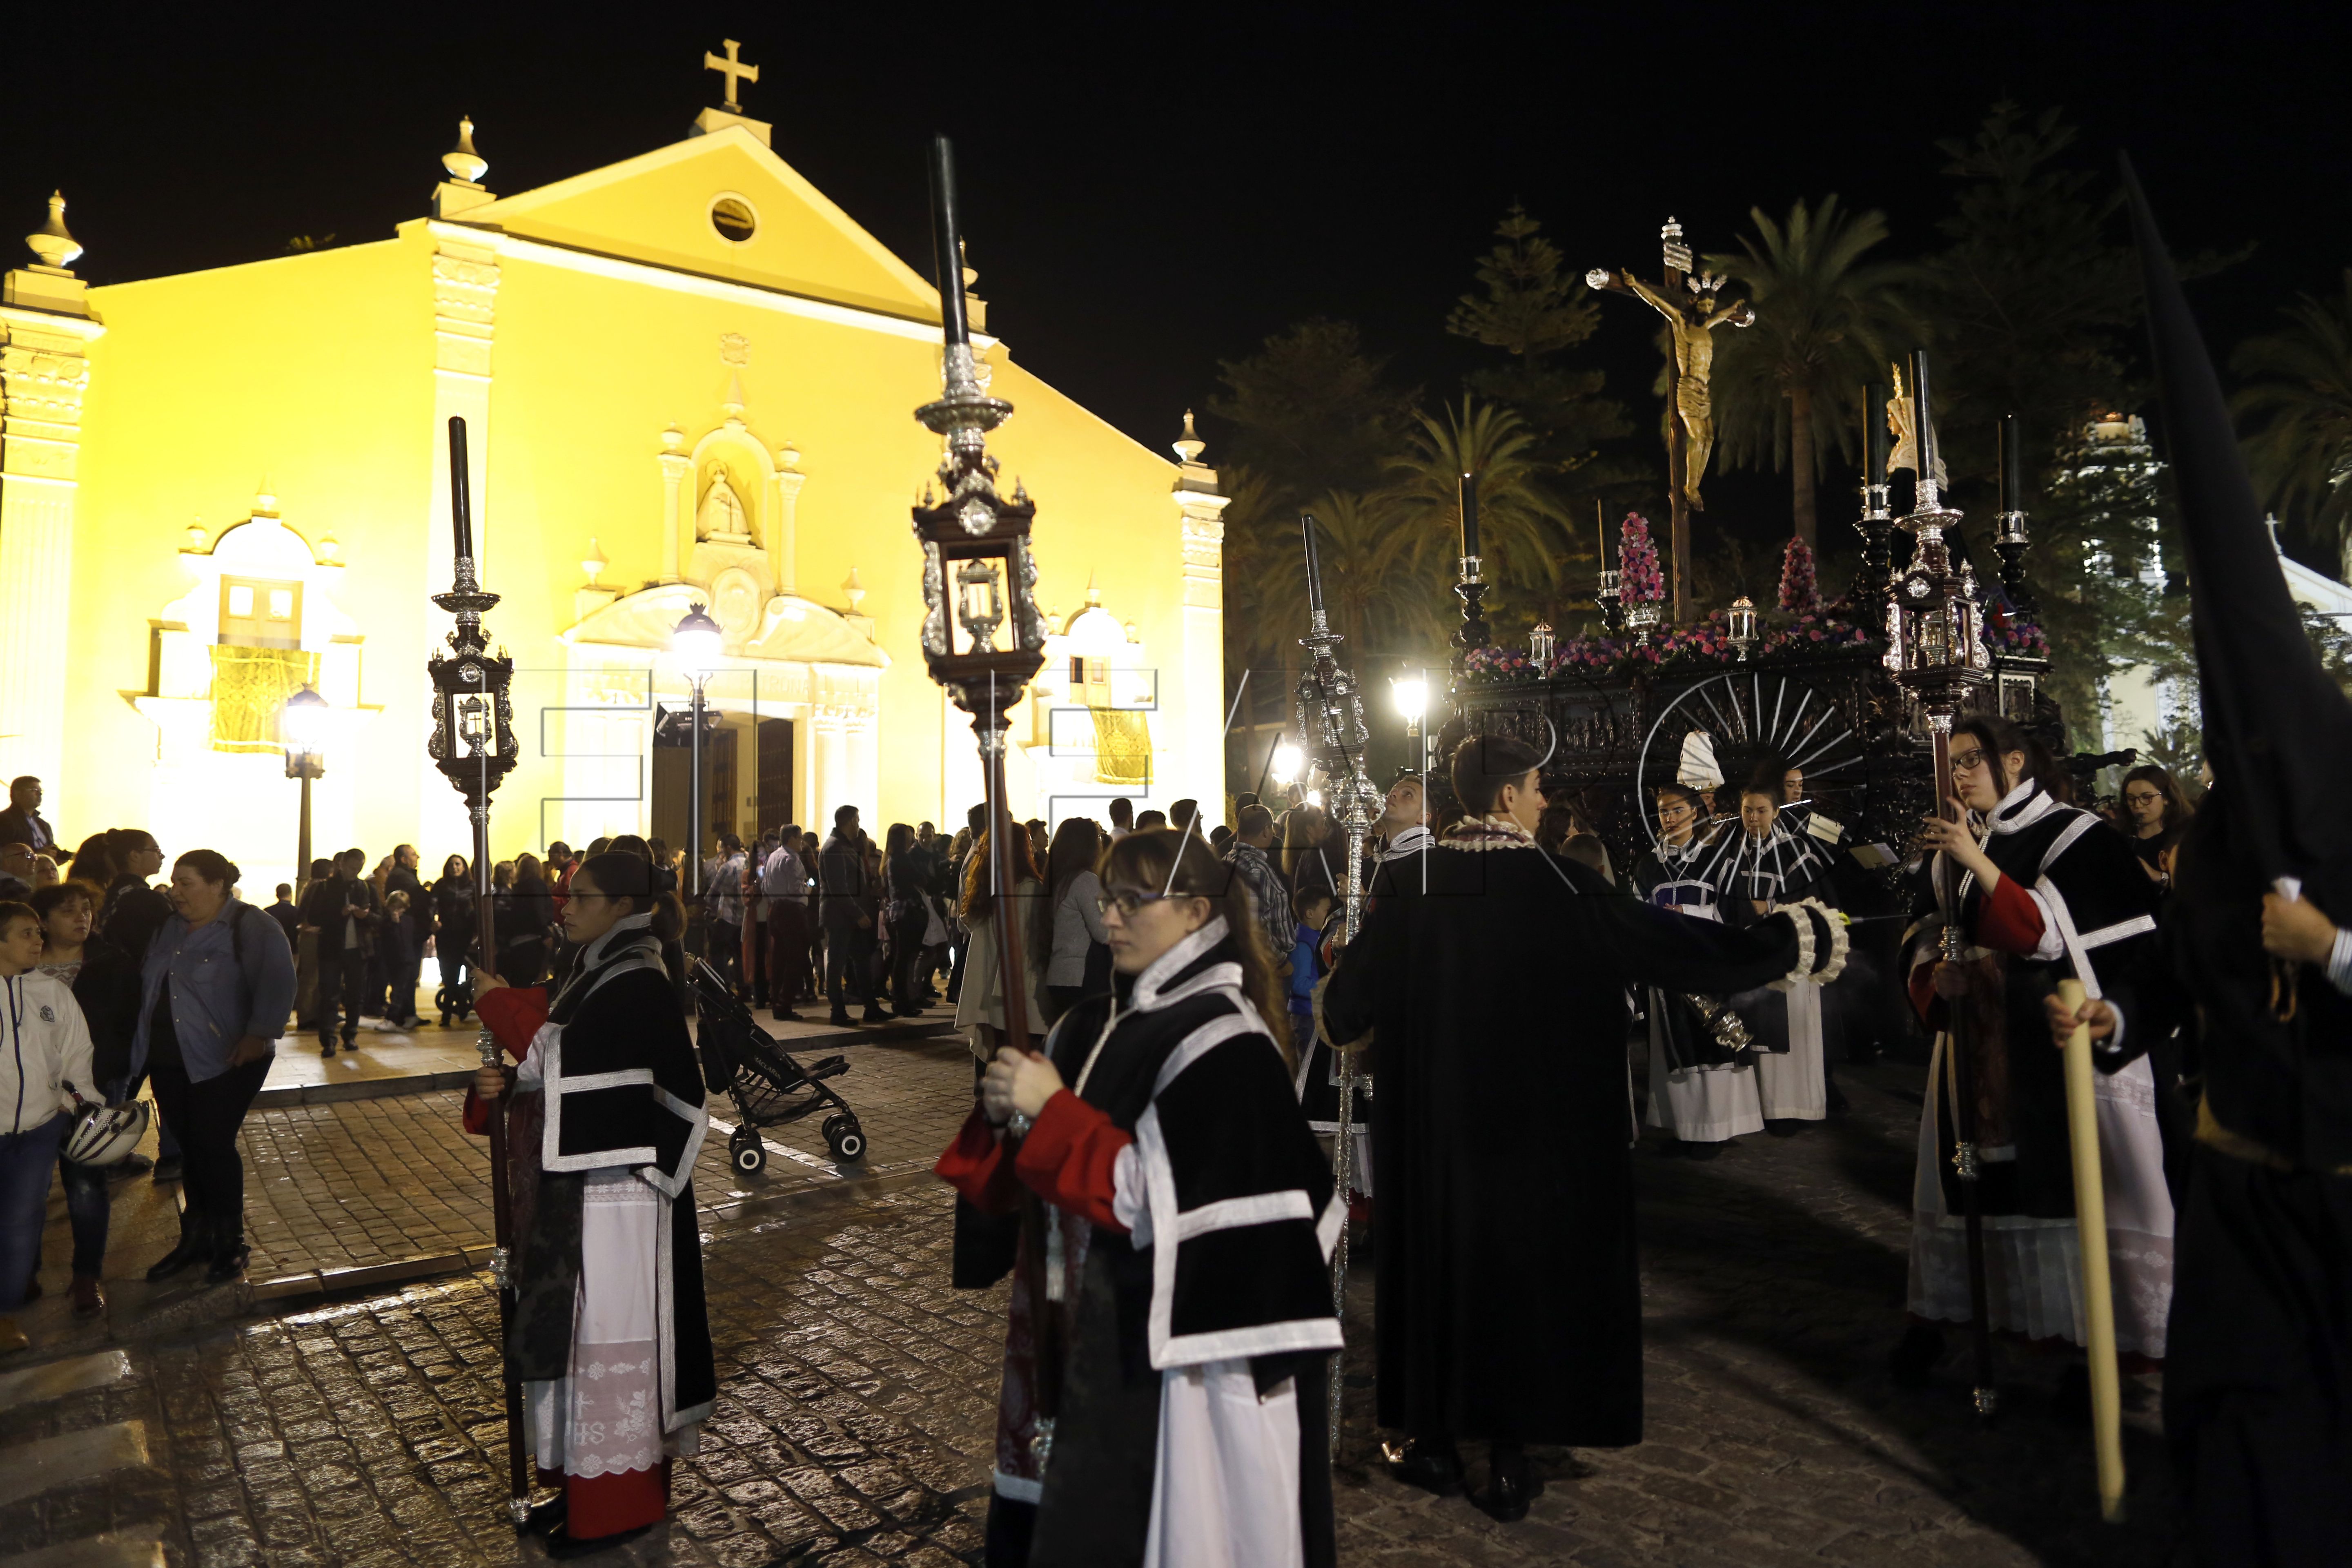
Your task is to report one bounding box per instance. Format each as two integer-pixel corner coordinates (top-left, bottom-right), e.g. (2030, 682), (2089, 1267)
(423, 416), (530, 1524)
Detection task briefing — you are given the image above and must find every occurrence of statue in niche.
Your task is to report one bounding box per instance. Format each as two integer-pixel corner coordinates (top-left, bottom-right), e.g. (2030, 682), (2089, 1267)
(697, 469), (751, 541)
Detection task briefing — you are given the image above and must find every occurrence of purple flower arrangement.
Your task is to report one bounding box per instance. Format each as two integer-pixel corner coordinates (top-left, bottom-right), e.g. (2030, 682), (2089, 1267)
(1617, 514), (1665, 604)
(1461, 644), (1539, 682)
(1982, 616), (2051, 658)
(1546, 634), (1661, 677)
(1777, 537), (1820, 613)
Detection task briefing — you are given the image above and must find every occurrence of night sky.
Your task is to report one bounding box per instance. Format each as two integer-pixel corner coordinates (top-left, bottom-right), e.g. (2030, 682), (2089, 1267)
(9, 3), (2346, 518)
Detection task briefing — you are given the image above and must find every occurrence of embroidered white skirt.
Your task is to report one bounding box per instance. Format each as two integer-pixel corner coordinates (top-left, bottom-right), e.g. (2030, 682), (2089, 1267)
(1753, 982), (1826, 1121)
(1905, 1037), (2176, 1355)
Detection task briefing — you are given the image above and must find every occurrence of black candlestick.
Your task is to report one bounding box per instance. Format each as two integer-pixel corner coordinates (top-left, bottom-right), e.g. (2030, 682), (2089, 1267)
(1301, 512), (1326, 624)
(448, 416), (474, 564)
(1458, 472), (1480, 563)
(1999, 414), (2021, 514)
(1910, 351), (1937, 494)
(927, 136), (969, 350)
(1851, 382), (1896, 619)
(1867, 383), (1891, 488)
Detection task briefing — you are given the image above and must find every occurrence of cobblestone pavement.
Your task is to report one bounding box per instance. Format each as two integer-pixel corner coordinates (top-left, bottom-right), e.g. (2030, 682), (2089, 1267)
(4, 1035), (2189, 1566)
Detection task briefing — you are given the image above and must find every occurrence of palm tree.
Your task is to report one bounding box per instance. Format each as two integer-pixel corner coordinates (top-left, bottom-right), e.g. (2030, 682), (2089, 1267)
(2233, 270), (2352, 580)
(1706, 196), (1914, 550)
(1383, 397), (1579, 637)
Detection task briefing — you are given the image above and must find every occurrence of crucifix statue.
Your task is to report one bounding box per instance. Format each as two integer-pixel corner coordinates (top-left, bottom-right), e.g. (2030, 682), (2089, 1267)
(703, 38), (760, 114)
(1589, 218), (1753, 624)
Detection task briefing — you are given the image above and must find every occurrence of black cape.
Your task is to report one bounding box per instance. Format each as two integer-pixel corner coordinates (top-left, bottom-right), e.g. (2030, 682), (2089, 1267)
(1321, 829), (1834, 1446)
(2121, 159), (2352, 1565)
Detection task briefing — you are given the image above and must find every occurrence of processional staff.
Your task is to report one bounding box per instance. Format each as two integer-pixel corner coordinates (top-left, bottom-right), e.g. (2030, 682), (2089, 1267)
(1295, 510), (1382, 1457)
(425, 415), (529, 1523)
(906, 134), (1058, 1458)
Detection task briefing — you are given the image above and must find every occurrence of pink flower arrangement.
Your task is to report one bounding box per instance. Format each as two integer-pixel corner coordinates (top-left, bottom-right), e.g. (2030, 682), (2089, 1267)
(1546, 634), (1662, 676)
(1461, 644), (1539, 682)
(1983, 617), (2051, 658)
(1617, 514), (1665, 603)
(1777, 537), (1820, 613)
(1764, 608), (1875, 654)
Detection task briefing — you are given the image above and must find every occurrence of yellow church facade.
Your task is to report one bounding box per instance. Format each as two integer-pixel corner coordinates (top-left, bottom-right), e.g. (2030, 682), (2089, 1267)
(0, 85), (1226, 891)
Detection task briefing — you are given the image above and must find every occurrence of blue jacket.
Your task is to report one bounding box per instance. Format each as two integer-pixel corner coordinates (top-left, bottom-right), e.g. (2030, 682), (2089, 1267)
(131, 897), (296, 1084)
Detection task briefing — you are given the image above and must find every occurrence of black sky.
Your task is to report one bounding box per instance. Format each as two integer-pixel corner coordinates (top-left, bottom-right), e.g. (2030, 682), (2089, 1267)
(9, 2), (2346, 492)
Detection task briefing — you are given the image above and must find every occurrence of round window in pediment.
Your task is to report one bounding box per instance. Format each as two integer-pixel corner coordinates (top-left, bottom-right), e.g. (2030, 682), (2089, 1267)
(710, 195), (757, 244)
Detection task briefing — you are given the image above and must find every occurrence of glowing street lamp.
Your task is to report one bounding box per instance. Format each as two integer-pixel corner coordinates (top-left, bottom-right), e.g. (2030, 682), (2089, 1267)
(673, 602), (725, 898)
(1270, 739), (1303, 788)
(281, 684), (328, 889)
(1391, 673), (1429, 774)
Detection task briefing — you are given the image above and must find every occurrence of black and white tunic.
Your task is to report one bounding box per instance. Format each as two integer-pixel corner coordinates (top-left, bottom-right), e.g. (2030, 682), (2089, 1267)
(1030, 917), (1342, 1568)
(1903, 779), (2175, 1353)
(498, 913), (716, 1474)
(1630, 831), (1763, 1141)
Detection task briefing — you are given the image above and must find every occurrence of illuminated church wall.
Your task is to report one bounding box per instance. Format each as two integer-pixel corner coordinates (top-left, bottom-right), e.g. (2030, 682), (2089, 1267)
(13, 111), (1221, 893)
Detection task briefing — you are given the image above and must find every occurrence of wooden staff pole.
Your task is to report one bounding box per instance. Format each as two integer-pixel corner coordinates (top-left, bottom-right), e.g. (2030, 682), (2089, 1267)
(1931, 725), (1999, 1419)
(2056, 977), (2126, 1520)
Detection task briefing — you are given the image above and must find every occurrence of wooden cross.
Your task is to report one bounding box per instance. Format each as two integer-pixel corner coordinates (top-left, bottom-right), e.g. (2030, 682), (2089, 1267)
(703, 39), (760, 113)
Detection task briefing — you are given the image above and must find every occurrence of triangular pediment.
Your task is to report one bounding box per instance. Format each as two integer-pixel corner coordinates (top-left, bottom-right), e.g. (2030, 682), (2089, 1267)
(465, 125), (940, 322)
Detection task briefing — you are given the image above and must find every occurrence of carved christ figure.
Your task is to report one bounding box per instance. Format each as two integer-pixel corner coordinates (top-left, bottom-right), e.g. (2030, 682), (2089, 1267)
(1592, 270), (1753, 510)
(1884, 361), (1949, 489)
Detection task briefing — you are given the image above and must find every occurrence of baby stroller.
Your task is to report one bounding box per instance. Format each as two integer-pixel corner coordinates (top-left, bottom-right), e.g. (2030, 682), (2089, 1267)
(692, 959), (867, 1171)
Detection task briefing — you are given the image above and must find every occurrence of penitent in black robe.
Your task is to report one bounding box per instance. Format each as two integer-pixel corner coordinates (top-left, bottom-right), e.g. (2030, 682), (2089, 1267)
(1320, 818), (1841, 1446)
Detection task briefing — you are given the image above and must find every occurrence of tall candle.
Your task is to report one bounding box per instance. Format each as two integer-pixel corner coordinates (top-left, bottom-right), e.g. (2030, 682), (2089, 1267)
(927, 136), (969, 350)
(1866, 383), (1891, 487)
(2000, 414), (2022, 513)
(1909, 351), (1936, 483)
(448, 416), (473, 562)
(1300, 512), (1325, 618)
(1596, 500), (1608, 567)
(1458, 472), (1480, 561)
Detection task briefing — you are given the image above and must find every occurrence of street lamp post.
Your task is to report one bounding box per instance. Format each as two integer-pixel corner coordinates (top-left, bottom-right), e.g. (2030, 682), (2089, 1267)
(672, 604), (724, 901)
(1390, 674), (1427, 776)
(280, 684), (328, 891)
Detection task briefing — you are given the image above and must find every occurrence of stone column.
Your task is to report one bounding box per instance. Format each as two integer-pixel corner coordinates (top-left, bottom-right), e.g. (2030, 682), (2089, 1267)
(659, 426), (689, 582)
(1169, 413), (1229, 806)
(425, 226), (499, 854)
(771, 442), (803, 597)
(0, 200), (106, 793)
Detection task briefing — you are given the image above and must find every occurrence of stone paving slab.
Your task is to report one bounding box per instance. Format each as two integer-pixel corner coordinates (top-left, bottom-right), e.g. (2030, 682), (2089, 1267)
(2, 1033), (2192, 1566)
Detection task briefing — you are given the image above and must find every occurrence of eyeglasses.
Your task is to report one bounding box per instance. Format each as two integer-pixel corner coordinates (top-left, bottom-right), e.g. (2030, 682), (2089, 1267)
(1096, 888), (1183, 918)
(2123, 791), (2162, 806)
(1948, 747), (1990, 772)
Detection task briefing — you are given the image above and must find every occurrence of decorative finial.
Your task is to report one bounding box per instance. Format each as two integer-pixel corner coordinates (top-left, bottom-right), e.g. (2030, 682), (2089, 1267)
(959, 237), (978, 293)
(1172, 410), (1206, 464)
(724, 370), (746, 421)
(1085, 571), (1102, 606)
(582, 537), (608, 587)
(662, 423), (686, 453)
(253, 480), (279, 518)
(703, 39), (759, 114)
(779, 441), (800, 471)
(842, 568), (866, 611)
(442, 118), (488, 185)
(185, 517), (207, 550)
(317, 533), (341, 563)
(25, 192), (81, 270)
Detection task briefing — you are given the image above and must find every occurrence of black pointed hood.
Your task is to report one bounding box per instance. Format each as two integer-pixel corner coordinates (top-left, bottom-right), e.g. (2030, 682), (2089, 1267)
(2124, 154), (2352, 887)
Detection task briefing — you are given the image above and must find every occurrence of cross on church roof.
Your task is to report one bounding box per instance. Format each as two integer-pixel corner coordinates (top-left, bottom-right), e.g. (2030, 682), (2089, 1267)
(703, 39), (758, 113)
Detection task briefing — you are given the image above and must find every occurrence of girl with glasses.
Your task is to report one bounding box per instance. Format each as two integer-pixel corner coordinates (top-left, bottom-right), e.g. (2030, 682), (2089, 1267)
(937, 828), (1339, 1567)
(1894, 714), (2178, 1410)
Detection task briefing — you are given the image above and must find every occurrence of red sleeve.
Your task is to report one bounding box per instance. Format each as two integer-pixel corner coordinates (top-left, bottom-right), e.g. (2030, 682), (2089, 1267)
(462, 986), (549, 1136)
(1907, 958), (1943, 1028)
(1974, 875), (2049, 957)
(934, 1105), (1028, 1215)
(1012, 1089), (1134, 1233)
